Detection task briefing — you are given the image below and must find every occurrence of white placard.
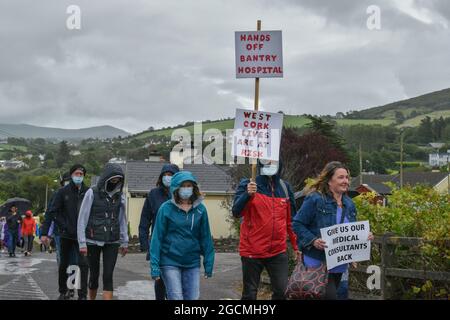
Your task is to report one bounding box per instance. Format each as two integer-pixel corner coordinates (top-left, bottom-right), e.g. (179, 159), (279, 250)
(231, 109), (283, 161)
(320, 221), (371, 270)
(235, 31), (283, 78)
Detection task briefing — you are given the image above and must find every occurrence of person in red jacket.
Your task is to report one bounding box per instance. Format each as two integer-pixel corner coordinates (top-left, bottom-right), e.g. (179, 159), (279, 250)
(22, 210), (36, 256)
(232, 160), (300, 300)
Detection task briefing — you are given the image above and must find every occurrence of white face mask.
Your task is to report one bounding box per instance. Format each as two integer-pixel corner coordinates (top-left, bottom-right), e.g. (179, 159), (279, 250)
(261, 164), (279, 176)
(162, 175), (172, 188)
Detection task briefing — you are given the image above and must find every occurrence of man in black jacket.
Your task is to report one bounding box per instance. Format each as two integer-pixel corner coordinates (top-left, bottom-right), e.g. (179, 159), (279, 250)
(6, 205), (22, 257)
(41, 164), (89, 300)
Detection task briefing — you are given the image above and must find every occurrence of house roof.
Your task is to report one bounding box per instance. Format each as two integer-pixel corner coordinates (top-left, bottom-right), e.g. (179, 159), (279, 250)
(121, 161), (234, 194)
(358, 182), (392, 195)
(351, 172), (449, 194)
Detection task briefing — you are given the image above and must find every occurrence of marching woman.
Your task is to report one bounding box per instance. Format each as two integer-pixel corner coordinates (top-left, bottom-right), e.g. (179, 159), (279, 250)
(293, 161), (374, 300)
(139, 163), (180, 300)
(78, 163), (128, 300)
(150, 171), (215, 300)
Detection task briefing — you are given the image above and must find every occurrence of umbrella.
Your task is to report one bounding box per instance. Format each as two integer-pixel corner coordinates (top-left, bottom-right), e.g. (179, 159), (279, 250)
(294, 189), (360, 209)
(0, 197), (32, 217)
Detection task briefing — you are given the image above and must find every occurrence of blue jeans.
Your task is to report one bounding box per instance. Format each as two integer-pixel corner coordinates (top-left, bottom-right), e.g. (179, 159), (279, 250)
(54, 234), (61, 265)
(160, 266), (200, 300)
(8, 231), (18, 254)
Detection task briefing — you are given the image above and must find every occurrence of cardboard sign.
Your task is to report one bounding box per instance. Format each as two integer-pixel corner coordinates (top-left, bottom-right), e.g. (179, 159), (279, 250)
(320, 221), (371, 270)
(235, 31), (283, 78)
(231, 108), (283, 161)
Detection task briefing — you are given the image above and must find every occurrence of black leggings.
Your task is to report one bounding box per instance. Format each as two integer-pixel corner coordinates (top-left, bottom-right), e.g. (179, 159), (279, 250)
(87, 244), (119, 291)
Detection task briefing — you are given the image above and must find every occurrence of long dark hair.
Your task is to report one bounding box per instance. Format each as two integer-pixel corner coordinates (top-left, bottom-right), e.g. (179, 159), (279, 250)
(305, 161), (350, 196)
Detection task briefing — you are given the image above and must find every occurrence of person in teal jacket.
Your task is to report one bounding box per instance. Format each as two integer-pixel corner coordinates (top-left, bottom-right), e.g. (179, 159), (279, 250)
(150, 170), (215, 300)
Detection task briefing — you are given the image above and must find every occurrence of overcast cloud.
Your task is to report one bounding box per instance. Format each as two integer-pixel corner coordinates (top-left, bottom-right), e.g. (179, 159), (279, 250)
(0, 0), (449, 133)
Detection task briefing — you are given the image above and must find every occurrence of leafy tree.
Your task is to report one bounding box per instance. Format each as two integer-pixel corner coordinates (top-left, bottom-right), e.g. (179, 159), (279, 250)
(353, 185), (450, 299)
(280, 129), (349, 192)
(55, 141), (70, 168)
(417, 116), (433, 143)
(305, 115), (345, 150)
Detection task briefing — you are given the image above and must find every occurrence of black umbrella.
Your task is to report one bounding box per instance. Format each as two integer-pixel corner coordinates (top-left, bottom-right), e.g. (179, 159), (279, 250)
(0, 197), (32, 217)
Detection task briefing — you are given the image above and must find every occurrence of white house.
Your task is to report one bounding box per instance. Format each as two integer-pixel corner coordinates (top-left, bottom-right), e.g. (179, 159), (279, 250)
(429, 150), (450, 167)
(0, 160), (28, 169)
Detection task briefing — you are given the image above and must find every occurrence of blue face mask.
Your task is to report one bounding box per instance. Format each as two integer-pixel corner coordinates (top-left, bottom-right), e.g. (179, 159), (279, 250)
(178, 187), (193, 200)
(261, 164), (278, 176)
(72, 176), (84, 185)
(162, 175), (172, 188)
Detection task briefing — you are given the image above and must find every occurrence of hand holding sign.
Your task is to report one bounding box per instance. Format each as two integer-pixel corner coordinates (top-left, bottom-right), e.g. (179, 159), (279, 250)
(313, 238), (328, 250)
(247, 182), (257, 196)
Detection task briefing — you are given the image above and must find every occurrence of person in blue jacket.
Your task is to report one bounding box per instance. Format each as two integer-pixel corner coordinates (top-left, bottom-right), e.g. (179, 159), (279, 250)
(139, 164), (179, 300)
(293, 161), (373, 299)
(150, 171), (215, 300)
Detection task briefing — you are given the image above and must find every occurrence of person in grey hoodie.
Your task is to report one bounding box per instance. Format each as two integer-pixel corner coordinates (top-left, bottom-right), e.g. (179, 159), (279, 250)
(77, 163), (128, 300)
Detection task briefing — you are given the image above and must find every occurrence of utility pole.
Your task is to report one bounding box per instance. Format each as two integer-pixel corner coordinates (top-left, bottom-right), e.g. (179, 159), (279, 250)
(45, 183), (48, 211)
(447, 158), (449, 195)
(359, 142), (363, 185)
(400, 129), (404, 188)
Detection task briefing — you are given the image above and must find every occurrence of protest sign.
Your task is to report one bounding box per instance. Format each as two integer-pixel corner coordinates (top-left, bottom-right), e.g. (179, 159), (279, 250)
(235, 30), (283, 78)
(231, 108), (283, 161)
(320, 221), (371, 270)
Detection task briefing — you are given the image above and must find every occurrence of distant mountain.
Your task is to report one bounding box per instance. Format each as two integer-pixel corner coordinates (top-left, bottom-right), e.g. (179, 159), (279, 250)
(0, 124), (130, 140)
(346, 87), (450, 121)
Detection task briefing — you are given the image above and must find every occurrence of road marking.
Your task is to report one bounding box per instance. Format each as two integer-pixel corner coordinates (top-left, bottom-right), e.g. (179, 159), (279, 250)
(0, 275), (49, 300)
(0, 256), (54, 275)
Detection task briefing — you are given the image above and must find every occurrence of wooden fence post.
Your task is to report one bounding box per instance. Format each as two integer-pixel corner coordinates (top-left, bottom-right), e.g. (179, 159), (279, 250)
(381, 232), (396, 299)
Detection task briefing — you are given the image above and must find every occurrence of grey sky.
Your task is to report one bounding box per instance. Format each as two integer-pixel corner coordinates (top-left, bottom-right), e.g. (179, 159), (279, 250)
(0, 0), (449, 133)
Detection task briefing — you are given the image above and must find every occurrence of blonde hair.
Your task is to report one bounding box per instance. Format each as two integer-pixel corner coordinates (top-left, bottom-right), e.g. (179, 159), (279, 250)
(305, 161), (350, 196)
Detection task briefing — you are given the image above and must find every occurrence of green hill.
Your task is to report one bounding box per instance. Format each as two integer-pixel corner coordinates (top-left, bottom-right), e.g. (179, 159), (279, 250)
(346, 87), (450, 120)
(132, 115), (395, 140)
(131, 87), (449, 140)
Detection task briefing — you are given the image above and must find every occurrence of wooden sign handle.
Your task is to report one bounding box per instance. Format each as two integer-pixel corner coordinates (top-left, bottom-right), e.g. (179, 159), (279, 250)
(251, 19), (261, 182)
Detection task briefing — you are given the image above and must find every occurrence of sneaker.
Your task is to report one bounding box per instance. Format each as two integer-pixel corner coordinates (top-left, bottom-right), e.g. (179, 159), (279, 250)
(24, 252), (28, 256)
(12, 253), (16, 257)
